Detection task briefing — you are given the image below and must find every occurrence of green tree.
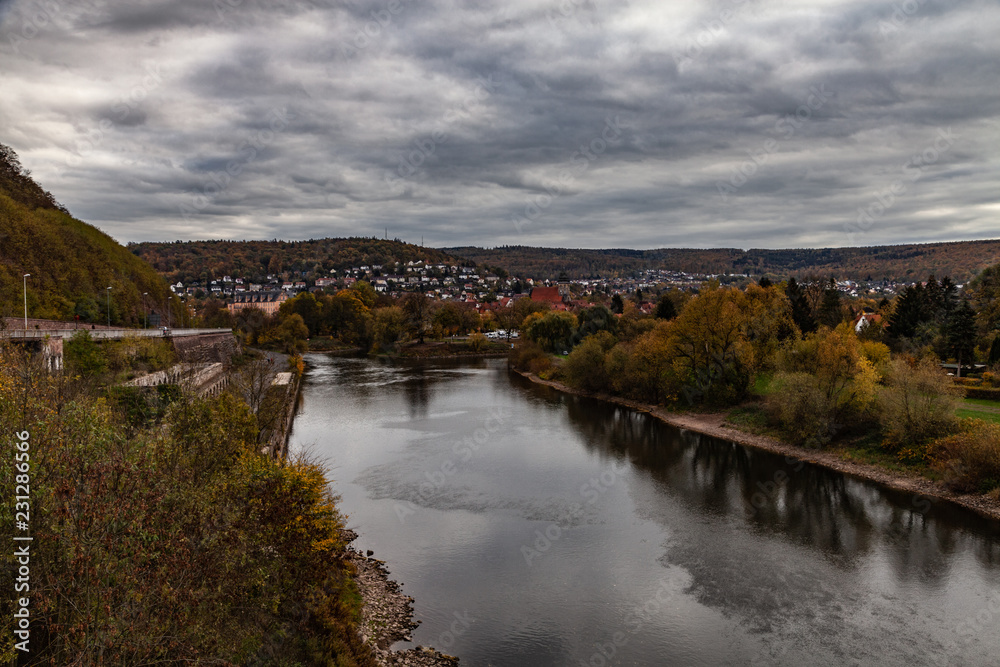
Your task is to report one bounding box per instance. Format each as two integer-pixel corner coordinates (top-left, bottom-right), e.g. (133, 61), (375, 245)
(574, 305), (618, 344)
(886, 284), (930, 340)
(610, 293), (624, 314)
(564, 332), (615, 392)
(818, 279), (843, 328)
(64, 329), (108, 376)
(785, 277), (816, 334)
(371, 305), (407, 352)
(277, 313), (309, 353)
(946, 299), (976, 377)
(524, 311), (577, 353)
(654, 294), (676, 320)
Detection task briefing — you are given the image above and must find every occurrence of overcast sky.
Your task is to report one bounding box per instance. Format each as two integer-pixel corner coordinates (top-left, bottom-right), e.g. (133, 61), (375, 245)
(1, 0), (998, 249)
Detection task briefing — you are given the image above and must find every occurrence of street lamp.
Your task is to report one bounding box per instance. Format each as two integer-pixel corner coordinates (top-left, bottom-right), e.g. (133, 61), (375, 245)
(23, 274), (30, 330)
(106, 287), (112, 328)
(143, 292), (148, 329)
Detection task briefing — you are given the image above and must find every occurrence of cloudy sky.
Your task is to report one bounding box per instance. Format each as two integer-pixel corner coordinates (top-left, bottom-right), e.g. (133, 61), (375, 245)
(1, 0), (998, 249)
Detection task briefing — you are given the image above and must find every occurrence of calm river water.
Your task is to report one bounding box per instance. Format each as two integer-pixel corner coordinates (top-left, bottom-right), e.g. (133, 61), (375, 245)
(289, 355), (1000, 666)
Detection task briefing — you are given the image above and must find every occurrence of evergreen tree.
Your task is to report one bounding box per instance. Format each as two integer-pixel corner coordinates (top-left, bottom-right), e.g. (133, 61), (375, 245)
(887, 284), (930, 339)
(989, 335), (1000, 367)
(939, 276), (958, 316)
(785, 277), (816, 334)
(610, 293), (624, 314)
(946, 299), (976, 378)
(654, 294), (677, 320)
(818, 279), (842, 328)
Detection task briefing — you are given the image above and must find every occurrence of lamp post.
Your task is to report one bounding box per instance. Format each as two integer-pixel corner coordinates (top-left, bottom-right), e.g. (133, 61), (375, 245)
(143, 292), (148, 329)
(23, 273), (30, 330)
(106, 286), (112, 328)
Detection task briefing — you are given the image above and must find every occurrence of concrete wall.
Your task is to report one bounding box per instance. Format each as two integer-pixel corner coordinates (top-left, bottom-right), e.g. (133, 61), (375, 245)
(171, 332), (241, 363)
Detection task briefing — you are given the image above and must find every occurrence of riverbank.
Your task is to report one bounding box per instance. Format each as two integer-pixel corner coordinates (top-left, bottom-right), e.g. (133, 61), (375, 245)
(344, 530), (459, 666)
(515, 370), (1000, 522)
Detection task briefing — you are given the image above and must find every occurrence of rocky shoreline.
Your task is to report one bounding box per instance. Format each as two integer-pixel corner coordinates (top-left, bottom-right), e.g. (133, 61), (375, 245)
(515, 370), (1000, 522)
(344, 530), (460, 667)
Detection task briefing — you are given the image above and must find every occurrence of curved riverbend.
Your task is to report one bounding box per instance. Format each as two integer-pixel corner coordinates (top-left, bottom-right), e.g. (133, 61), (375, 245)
(290, 355), (1000, 667)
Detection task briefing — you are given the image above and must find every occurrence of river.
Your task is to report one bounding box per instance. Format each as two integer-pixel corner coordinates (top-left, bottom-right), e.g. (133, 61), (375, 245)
(289, 355), (1000, 666)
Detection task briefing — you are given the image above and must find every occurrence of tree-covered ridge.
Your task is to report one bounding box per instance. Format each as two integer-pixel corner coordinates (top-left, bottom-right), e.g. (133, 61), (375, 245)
(0, 143), (67, 213)
(0, 144), (180, 326)
(130, 237), (471, 284)
(446, 241), (1000, 282)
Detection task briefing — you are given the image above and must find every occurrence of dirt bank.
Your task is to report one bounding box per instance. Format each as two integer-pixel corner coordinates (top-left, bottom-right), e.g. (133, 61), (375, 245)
(515, 371), (1000, 522)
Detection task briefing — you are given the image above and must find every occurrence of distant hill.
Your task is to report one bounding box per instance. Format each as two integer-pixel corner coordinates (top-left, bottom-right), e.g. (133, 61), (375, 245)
(0, 143), (177, 327)
(130, 238), (473, 285)
(445, 242), (1000, 283)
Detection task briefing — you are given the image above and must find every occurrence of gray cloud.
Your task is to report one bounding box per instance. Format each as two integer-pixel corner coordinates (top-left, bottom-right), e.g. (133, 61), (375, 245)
(0, 0), (998, 250)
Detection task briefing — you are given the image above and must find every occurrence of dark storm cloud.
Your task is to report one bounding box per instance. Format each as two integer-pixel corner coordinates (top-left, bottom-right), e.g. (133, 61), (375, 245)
(1, 0), (998, 249)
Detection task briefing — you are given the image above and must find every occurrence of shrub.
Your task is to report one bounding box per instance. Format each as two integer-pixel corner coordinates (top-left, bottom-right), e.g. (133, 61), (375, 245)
(766, 371), (838, 446)
(510, 340), (550, 373)
(929, 421), (1000, 492)
(964, 386), (1000, 401)
(564, 334), (610, 392)
(879, 357), (961, 450)
(64, 329), (108, 376)
(469, 332), (487, 352)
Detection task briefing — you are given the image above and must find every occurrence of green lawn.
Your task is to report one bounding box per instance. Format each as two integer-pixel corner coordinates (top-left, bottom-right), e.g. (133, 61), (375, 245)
(957, 397), (1000, 424)
(962, 397), (1000, 410)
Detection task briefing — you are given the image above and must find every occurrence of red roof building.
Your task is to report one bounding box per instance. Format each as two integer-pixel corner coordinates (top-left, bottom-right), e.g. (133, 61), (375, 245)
(530, 286), (564, 305)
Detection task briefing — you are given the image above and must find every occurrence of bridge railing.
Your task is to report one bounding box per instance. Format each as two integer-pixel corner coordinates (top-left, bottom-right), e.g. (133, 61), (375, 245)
(0, 328), (232, 341)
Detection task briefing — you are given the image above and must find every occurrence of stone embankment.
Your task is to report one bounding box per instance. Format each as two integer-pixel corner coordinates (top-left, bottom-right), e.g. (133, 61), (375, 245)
(344, 530), (459, 667)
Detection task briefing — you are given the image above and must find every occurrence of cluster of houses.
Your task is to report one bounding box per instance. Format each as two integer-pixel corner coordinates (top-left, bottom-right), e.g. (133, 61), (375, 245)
(164, 257), (941, 319)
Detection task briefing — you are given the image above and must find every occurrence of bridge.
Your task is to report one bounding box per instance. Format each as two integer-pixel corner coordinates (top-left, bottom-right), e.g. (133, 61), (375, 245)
(1, 326), (237, 371)
(1, 327), (231, 341)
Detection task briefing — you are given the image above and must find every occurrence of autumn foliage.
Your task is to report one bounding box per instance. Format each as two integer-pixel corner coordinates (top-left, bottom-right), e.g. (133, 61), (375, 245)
(0, 345), (374, 665)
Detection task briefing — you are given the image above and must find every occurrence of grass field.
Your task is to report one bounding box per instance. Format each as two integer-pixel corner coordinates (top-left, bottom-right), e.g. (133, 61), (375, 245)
(957, 397), (1000, 424)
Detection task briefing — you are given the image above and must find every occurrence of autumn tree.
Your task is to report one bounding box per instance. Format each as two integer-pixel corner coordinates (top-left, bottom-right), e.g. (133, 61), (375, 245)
(668, 285), (754, 404)
(402, 293), (431, 343)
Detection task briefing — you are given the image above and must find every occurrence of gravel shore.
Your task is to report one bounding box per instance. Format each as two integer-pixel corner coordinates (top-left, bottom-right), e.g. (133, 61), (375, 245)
(344, 530), (460, 667)
(517, 371), (1000, 522)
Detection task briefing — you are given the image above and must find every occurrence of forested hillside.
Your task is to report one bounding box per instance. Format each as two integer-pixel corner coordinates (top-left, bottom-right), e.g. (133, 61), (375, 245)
(0, 143), (178, 326)
(447, 242), (1000, 282)
(131, 238), (471, 284)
